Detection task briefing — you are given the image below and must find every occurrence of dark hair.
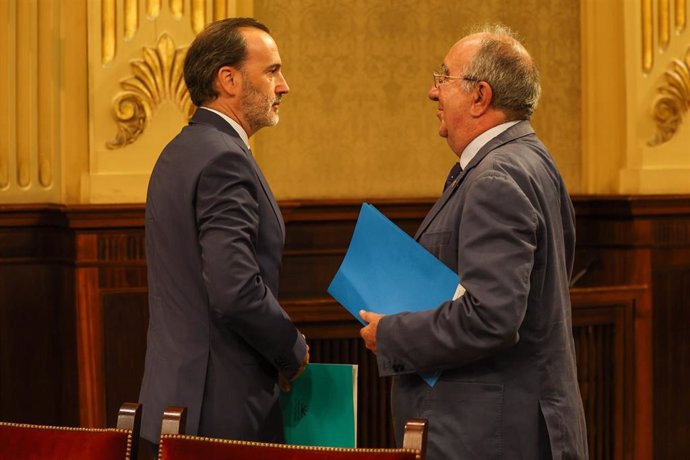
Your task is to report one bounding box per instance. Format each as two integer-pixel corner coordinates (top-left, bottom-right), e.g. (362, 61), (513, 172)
(183, 18), (270, 106)
(463, 24), (541, 120)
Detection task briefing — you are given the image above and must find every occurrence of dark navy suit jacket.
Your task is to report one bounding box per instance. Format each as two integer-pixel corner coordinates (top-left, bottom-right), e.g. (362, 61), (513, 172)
(377, 121), (588, 459)
(139, 109), (306, 443)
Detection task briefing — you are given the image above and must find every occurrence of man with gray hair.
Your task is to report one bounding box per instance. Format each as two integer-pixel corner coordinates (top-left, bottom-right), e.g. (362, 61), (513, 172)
(360, 25), (588, 459)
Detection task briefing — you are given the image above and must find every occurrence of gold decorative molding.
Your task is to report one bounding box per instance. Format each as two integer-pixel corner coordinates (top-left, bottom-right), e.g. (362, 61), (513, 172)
(146, 0), (161, 19)
(642, 0), (689, 72)
(107, 33), (194, 149)
(170, 0), (183, 18)
(648, 46), (690, 146)
(16, 0), (35, 188)
(102, 0), (116, 65)
(677, 0), (687, 32)
(660, 0), (671, 49)
(643, 0), (654, 72)
(124, 0), (138, 41)
(1, 0), (66, 202)
(213, 0), (227, 20)
(191, 0), (205, 34)
(101, 0), (233, 64)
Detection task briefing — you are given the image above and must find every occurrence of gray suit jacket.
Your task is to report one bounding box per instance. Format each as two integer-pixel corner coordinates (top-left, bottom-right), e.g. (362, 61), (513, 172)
(377, 122), (588, 459)
(138, 109), (306, 443)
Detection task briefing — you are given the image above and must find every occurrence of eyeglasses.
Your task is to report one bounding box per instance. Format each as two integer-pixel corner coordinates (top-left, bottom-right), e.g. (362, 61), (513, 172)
(432, 71), (480, 88)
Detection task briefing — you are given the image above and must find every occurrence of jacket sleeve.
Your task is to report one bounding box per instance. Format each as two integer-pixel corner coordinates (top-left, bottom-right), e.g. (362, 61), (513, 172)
(195, 148), (306, 379)
(376, 171), (538, 375)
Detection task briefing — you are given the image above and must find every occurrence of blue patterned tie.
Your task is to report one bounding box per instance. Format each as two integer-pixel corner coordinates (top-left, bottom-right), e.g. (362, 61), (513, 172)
(444, 162), (462, 191)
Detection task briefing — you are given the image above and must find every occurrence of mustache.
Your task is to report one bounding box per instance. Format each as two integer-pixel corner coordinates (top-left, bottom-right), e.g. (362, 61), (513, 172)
(273, 95), (283, 104)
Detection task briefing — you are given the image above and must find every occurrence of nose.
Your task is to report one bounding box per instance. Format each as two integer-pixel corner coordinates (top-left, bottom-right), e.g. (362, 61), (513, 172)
(276, 71), (290, 95)
(428, 84), (439, 101)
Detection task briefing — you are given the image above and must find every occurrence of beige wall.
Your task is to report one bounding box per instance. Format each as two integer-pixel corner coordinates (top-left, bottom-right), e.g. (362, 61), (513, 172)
(1, 0), (689, 204)
(252, 0), (581, 199)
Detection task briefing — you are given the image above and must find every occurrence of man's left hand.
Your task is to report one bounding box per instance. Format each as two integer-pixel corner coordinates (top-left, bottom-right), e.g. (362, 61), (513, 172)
(359, 310), (384, 354)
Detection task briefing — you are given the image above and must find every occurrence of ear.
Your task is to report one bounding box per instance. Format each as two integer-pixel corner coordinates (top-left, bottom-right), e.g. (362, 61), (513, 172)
(469, 81), (493, 117)
(215, 65), (240, 97)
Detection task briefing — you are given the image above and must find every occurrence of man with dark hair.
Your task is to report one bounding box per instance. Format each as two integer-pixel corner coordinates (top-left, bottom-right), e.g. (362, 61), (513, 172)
(360, 25), (588, 459)
(138, 17), (308, 450)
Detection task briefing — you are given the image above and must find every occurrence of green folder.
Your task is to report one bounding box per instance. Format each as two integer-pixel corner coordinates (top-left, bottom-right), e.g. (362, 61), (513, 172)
(280, 363), (358, 448)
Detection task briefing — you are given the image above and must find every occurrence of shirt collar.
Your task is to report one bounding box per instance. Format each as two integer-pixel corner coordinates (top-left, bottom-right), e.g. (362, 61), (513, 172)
(199, 107), (250, 149)
(459, 120), (521, 170)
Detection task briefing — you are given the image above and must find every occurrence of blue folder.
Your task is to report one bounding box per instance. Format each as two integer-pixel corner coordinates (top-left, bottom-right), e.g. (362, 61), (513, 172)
(327, 203), (459, 386)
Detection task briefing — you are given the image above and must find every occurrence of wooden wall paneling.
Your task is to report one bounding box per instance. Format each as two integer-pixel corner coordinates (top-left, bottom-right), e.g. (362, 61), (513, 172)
(573, 248), (652, 288)
(628, 208), (690, 460)
(573, 195), (690, 459)
(571, 275), (654, 459)
(633, 283), (653, 460)
(96, 230), (148, 428)
(281, 203), (361, 301)
(278, 200), (431, 306)
(58, 263), (79, 426)
(75, 263), (105, 427)
(651, 247), (690, 460)
(0, 264), (66, 423)
(73, 229), (148, 428)
(101, 289), (149, 428)
(65, 206), (146, 428)
(570, 286), (646, 460)
(0, 199), (659, 460)
(573, 310), (618, 458)
(0, 206), (77, 425)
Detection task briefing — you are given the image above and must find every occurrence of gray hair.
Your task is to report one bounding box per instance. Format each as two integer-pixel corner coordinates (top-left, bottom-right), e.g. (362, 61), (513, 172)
(461, 24), (541, 120)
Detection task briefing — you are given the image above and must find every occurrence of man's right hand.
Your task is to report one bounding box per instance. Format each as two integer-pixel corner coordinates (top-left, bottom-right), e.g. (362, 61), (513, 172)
(294, 342), (310, 380)
(279, 341), (310, 392)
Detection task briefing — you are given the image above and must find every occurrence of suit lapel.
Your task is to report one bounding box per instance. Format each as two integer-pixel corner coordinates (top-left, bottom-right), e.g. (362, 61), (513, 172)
(245, 151), (286, 238)
(414, 121), (535, 239)
(414, 178), (461, 239)
(190, 109), (286, 240)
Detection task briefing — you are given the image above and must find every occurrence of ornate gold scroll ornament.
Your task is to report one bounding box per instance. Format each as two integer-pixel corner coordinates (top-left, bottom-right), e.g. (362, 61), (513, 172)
(648, 46), (690, 146)
(107, 33), (195, 149)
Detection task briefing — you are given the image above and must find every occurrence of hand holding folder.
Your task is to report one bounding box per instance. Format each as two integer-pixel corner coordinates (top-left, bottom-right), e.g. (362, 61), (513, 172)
(327, 203), (461, 386)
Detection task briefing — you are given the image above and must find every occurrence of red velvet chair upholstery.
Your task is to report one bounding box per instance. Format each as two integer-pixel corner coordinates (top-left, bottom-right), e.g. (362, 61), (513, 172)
(0, 402), (141, 460)
(158, 407), (427, 460)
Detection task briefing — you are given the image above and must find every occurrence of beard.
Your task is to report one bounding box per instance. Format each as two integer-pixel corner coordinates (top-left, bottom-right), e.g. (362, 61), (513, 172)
(240, 75), (281, 134)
